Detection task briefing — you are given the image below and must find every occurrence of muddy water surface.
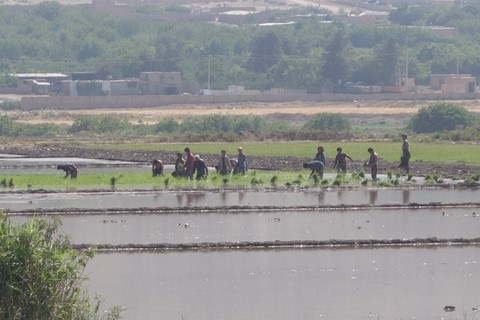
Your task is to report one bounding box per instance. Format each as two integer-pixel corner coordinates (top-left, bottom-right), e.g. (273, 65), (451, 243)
(86, 247), (480, 320)
(12, 207), (480, 245)
(2, 188), (479, 211)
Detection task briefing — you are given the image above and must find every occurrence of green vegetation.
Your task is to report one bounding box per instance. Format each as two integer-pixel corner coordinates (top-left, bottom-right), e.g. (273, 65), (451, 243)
(0, 167), (425, 191)
(408, 102), (474, 133)
(85, 141), (480, 165)
(302, 113), (352, 132)
(0, 214), (122, 319)
(3, 3), (480, 88)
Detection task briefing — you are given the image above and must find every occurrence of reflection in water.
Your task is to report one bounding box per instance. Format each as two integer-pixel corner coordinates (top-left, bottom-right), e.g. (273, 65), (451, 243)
(221, 192), (227, 205)
(176, 193), (183, 206)
(403, 190), (410, 204)
(317, 192), (324, 205)
(238, 191), (245, 204)
(369, 190), (378, 205)
(337, 190), (343, 202)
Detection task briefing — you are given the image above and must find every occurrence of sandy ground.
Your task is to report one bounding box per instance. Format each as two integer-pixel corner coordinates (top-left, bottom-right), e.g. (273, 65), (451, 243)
(7, 100), (480, 125)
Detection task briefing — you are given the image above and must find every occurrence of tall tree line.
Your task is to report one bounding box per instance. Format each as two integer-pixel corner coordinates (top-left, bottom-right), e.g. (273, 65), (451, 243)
(2, 2), (480, 89)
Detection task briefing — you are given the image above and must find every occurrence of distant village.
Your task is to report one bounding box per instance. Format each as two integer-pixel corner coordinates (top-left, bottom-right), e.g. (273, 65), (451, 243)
(4, 71), (477, 98)
(1, 0), (478, 104)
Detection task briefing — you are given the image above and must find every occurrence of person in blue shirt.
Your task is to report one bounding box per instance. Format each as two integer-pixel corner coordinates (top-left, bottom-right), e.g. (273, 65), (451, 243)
(234, 147), (248, 175)
(314, 145), (326, 167)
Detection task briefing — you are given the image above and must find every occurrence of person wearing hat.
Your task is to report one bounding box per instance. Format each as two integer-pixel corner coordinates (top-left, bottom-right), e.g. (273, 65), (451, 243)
(233, 146), (248, 175)
(398, 134), (410, 173)
(172, 152), (185, 177)
(193, 154), (208, 180)
(333, 147), (353, 173)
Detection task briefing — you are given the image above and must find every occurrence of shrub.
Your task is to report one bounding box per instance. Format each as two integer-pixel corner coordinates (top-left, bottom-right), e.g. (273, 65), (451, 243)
(69, 116), (132, 134)
(408, 102), (473, 133)
(303, 113), (352, 132)
(0, 214), (121, 319)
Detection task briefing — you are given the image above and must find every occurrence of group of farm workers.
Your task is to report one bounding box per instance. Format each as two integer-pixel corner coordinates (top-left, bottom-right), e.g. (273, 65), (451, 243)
(151, 146), (248, 181)
(57, 135), (410, 182)
(303, 134), (410, 180)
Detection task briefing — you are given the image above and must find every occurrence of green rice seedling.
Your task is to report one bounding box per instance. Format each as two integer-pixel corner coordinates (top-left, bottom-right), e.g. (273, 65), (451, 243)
(470, 173), (480, 181)
(376, 180), (392, 187)
(8, 178), (14, 188)
(332, 179), (342, 186)
(1, 178), (6, 188)
(250, 178), (261, 186)
(387, 170), (393, 180)
(321, 179), (329, 185)
(361, 179), (368, 186)
(164, 178), (170, 188)
(407, 173), (413, 181)
(110, 176), (117, 186)
(358, 171), (365, 178)
(222, 177), (229, 186)
(393, 178), (399, 185)
(312, 174), (319, 184)
(292, 179), (302, 185)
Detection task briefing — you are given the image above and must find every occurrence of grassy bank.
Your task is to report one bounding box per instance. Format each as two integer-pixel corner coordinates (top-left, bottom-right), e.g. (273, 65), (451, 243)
(85, 141), (480, 165)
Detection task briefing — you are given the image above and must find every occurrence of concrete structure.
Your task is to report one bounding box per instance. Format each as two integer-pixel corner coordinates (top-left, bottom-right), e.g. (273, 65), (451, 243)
(430, 74), (476, 93)
(20, 91), (480, 110)
(61, 79), (139, 96)
(138, 72), (182, 95)
(12, 73), (70, 94)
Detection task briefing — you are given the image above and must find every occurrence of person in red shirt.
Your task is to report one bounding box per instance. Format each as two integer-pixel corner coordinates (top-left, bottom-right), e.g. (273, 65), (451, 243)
(184, 147), (195, 179)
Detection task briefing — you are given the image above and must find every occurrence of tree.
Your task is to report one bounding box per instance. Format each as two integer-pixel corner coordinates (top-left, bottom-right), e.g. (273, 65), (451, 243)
(0, 214), (122, 319)
(374, 37), (401, 85)
(408, 102), (473, 133)
(321, 28), (351, 85)
(246, 31), (282, 73)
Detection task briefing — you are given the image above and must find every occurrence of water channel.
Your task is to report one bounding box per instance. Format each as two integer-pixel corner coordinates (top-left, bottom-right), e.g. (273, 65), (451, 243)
(2, 188), (479, 211)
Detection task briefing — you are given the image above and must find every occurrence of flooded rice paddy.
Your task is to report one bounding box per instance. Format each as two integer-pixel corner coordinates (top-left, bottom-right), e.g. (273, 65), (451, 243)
(86, 247), (480, 320)
(2, 188), (480, 211)
(3, 156), (480, 319)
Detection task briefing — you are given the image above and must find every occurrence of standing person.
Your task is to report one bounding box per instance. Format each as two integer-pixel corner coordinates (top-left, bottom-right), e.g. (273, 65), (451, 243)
(172, 152), (185, 177)
(314, 145), (326, 167)
(217, 149), (232, 175)
(366, 147), (378, 180)
(193, 155), (208, 180)
(151, 159), (164, 176)
(234, 147), (248, 175)
(333, 147), (353, 173)
(184, 147), (195, 179)
(398, 134), (410, 173)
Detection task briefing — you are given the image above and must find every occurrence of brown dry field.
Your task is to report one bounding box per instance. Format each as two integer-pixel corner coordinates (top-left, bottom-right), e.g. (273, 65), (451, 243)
(8, 100), (480, 125)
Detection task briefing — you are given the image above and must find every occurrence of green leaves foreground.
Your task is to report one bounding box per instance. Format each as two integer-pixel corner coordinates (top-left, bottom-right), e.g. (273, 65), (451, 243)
(0, 214), (121, 320)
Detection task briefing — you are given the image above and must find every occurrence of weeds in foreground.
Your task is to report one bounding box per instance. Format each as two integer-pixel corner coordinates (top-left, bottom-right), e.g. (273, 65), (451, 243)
(0, 214), (123, 320)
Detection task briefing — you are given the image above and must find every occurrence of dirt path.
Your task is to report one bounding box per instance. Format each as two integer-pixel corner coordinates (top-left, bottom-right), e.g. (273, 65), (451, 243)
(9, 100), (475, 125)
